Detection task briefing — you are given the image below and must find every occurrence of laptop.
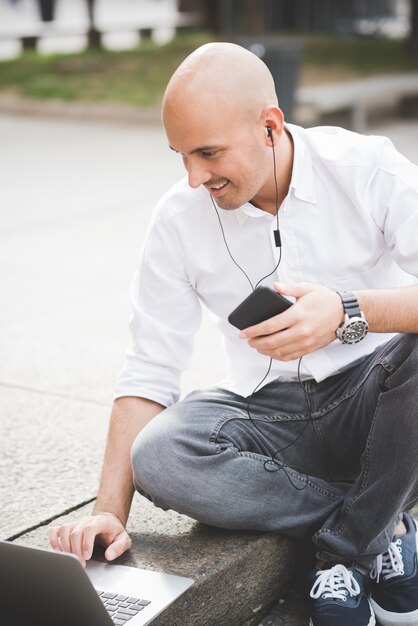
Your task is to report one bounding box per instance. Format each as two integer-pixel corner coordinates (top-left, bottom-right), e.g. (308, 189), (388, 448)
(0, 540), (194, 626)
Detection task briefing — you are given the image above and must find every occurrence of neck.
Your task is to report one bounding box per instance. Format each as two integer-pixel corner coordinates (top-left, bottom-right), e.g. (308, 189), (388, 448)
(251, 128), (294, 215)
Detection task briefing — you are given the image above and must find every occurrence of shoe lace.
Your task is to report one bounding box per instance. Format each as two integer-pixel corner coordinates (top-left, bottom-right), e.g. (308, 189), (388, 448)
(310, 564), (361, 601)
(370, 538), (404, 583)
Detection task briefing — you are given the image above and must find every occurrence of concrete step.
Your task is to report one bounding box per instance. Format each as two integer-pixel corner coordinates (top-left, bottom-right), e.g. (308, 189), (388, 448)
(14, 495), (310, 626)
(254, 591), (310, 626)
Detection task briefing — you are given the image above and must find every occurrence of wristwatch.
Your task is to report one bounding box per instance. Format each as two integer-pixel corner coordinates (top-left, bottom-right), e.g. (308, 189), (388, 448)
(335, 291), (369, 344)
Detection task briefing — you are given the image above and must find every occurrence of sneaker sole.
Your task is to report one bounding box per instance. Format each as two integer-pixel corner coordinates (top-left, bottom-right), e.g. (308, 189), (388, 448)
(369, 602), (418, 626)
(370, 517), (418, 626)
(309, 616), (376, 626)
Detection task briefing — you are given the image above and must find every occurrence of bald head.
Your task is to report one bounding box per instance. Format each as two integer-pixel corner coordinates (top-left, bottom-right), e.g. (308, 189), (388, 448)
(161, 42), (290, 213)
(162, 42), (278, 131)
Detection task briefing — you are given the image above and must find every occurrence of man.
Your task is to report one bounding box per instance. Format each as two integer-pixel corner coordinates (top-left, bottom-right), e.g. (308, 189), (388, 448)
(49, 43), (418, 626)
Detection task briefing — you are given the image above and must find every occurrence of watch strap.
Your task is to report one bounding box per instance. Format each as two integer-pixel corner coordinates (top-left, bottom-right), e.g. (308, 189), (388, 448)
(336, 291), (361, 319)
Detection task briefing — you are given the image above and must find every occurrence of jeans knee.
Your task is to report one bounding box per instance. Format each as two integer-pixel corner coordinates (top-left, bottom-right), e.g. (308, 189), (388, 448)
(130, 418), (170, 500)
(385, 333), (418, 385)
(130, 411), (198, 512)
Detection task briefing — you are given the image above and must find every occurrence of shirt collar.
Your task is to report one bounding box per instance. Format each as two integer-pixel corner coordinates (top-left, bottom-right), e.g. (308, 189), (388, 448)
(286, 123), (317, 205)
(234, 202), (273, 226)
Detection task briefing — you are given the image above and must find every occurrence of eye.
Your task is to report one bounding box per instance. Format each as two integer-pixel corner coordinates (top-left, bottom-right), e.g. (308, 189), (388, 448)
(201, 150), (217, 159)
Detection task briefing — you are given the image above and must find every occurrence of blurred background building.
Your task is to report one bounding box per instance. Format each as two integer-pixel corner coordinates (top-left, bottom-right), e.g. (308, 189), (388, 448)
(179, 0), (410, 37)
(0, 0), (415, 59)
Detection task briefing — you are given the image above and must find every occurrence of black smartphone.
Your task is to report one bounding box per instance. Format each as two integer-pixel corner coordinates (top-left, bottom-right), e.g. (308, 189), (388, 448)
(228, 286), (293, 330)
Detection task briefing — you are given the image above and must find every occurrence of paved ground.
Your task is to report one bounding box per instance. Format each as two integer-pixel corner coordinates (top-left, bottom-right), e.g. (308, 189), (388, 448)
(0, 112), (226, 540)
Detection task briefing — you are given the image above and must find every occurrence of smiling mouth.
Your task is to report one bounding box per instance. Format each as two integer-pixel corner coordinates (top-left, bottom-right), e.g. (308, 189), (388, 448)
(207, 180), (229, 193)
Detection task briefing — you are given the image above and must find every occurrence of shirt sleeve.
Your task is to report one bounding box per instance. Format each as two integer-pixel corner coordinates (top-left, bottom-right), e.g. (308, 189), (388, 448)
(114, 207), (202, 407)
(366, 138), (418, 278)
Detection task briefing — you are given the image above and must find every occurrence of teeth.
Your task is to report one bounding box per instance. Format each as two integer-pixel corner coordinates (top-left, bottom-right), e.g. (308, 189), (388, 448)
(213, 181), (227, 190)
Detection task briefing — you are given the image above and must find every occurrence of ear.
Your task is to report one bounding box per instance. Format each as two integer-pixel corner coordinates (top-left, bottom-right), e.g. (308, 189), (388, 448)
(260, 106), (284, 146)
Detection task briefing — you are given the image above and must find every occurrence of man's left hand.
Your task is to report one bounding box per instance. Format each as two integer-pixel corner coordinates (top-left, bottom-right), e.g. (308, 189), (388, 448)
(239, 282), (344, 361)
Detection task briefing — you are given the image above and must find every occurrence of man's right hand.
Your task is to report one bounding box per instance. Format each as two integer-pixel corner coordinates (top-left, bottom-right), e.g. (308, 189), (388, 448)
(48, 396), (164, 568)
(48, 512), (132, 567)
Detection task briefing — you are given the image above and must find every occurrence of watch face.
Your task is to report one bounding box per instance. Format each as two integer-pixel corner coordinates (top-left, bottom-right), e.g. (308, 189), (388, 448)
(342, 319), (369, 344)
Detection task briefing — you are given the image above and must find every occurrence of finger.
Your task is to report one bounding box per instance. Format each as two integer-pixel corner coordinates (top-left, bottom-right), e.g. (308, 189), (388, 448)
(254, 323), (328, 360)
(253, 341), (307, 360)
(68, 524), (88, 565)
(104, 530), (132, 561)
(48, 526), (62, 551)
(268, 350), (303, 361)
(273, 281), (317, 299)
(252, 328), (319, 360)
(275, 343), (320, 361)
(239, 309), (294, 340)
(55, 523), (73, 554)
(80, 523), (98, 562)
(249, 324), (297, 351)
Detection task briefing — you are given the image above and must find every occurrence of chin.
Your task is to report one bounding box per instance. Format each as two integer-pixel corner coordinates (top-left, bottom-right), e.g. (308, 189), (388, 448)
(216, 195), (245, 211)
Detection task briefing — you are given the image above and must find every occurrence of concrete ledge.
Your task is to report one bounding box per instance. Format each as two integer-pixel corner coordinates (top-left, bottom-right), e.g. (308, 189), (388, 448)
(0, 94), (162, 125)
(1, 89), (413, 132)
(15, 495), (305, 626)
(256, 591), (310, 626)
(296, 73), (418, 131)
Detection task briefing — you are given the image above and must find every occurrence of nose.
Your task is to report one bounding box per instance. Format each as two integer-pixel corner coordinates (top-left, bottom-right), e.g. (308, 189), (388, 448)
(186, 158), (211, 189)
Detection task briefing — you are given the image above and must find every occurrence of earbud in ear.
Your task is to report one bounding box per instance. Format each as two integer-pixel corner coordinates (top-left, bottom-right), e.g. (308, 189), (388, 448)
(266, 126), (273, 141)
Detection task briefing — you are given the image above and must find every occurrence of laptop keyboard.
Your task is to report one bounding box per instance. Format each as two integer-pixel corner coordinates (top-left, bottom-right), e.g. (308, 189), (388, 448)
(96, 589), (151, 624)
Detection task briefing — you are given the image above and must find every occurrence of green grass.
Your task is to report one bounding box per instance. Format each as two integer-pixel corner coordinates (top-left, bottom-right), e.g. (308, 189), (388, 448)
(0, 32), (214, 106)
(0, 32), (417, 107)
(303, 35), (418, 74)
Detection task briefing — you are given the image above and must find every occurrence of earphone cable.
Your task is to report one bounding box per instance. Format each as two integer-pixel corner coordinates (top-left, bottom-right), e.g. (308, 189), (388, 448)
(271, 133), (280, 235)
(210, 195), (255, 291)
(210, 194), (282, 292)
(245, 356), (310, 490)
(209, 128), (318, 488)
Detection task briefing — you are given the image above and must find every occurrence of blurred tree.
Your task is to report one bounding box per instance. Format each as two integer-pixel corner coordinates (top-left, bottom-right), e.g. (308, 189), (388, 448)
(37, 0), (56, 22)
(86, 0), (102, 49)
(177, 0), (222, 32)
(234, 0), (269, 35)
(178, 0), (399, 36)
(177, 0), (270, 35)
(409, 0), (418, 55)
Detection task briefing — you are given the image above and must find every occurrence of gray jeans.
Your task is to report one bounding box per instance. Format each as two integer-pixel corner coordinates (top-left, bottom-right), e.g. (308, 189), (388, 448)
(131, 333), (418, 572)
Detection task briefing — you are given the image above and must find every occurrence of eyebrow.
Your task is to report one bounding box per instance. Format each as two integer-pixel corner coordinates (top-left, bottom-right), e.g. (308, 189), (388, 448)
(169, 145), (222, 155)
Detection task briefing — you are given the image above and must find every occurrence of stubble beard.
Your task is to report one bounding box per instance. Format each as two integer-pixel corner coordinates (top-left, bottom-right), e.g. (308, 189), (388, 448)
(214, 182), (250, 211)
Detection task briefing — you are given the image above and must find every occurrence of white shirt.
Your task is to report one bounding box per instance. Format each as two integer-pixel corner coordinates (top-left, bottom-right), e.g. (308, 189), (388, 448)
(114, 124), (418, 407)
